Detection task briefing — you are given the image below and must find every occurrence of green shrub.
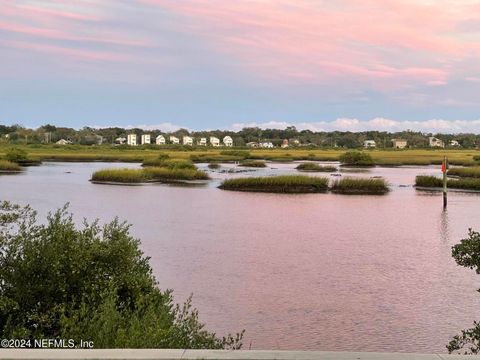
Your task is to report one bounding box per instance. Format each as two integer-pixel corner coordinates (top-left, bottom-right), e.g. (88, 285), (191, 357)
(5, 148), (28, 163)
(330, 177), (389, 194)
(296, 163), (337, 172)
(219, 175), (329, 193)
(0, 202), (243, 348)
(339, 151), (374, 166)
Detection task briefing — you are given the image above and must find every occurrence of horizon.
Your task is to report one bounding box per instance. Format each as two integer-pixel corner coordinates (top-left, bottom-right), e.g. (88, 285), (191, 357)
(2, 1), (480, 133)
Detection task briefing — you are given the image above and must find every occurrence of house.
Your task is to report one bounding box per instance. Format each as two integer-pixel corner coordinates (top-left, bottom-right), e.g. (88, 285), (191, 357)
(183, 136), (194, 146)
(223, 136), (233, 147)
(210, 137), (220, 147)
(260, 141), (274, 148)
(169, 136), (180, 145)
(155, 135), (165, 145)
(281, 139), (289, 148)
(127, 134), (137, 146)
(141, 134), (151, 145)
(198, 138), (207, 146)
(292, 139), (300, 146)
(115, 137), (126, 145)
(392, 139), (407, 149)
(56, 139), (72, 145)
(246, 142), (259, 147)
(450, 140), (460, 147)
(363, 140), (376, 148)
(429, 137), (444, 148)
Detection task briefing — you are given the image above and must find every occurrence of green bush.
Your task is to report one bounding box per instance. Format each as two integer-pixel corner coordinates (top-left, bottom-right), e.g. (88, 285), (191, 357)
(0, 202), (243, 348)
(5, 148), (28, 163)
(339, 151), (374, 166)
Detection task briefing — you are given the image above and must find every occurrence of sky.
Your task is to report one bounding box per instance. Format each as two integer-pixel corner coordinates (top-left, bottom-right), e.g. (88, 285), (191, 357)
(1, 0), (480, 133)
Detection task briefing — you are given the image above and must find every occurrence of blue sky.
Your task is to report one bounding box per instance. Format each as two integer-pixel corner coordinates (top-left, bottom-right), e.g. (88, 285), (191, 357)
(1, 0), (480, 133)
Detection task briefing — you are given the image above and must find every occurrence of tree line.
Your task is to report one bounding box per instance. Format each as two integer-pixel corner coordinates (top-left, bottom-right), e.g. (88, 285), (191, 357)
(1, 124), (480, 148)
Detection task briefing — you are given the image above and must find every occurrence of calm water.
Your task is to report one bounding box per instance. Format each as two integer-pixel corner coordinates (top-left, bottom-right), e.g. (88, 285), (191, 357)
(1, 161), (480, 353)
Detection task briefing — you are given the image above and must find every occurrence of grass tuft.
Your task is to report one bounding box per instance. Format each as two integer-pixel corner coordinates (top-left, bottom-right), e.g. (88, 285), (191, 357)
(239, 160), (267, 168)
(91, 167), (209, 184)
(415, 175), (480, 191)
(219, 175), (329, 193)
(296, 163), (337, 172)
(330, 177), (389, 194)
(0, 160), (22, 171)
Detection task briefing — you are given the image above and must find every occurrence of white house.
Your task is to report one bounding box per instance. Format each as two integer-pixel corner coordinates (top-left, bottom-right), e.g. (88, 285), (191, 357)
(260, 141), (274, 148)
(155, 135), (165, 145)
(141, 134), (151, 145)
(198, 137), (207, 146)
(363, 140), (376, 148)
(115, 137), (126, 145)
(223, 136), (233, 147)
(56, 139), (72, 145)
(169, 136), (180, 145)
(450, 140), (460, 147)
(127, 134), (137, 146)
(429, 137), (444, 148)
(210, 137), (220, 147)
(281, 139), (289, 148)
(392, 139), (408, 149)
(183, 136), (194, 146)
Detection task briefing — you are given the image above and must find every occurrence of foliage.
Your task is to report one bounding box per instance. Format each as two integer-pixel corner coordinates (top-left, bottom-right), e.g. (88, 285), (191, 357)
(219, 150), (250, 158)
(143, 158), (196, 170)
(339, 151), (374, 166)
(330, 177), (389, 194)
(448, 230), (480, 354)
(219, 175), (329, 193)
(296, 163), (337, 172)
(0, 160), (21, 171)
(0, 202), (243, 349)
(5, 148), (28, 163)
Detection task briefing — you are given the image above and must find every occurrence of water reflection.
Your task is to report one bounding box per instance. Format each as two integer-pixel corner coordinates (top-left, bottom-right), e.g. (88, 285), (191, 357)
(0, 162), (480, 353)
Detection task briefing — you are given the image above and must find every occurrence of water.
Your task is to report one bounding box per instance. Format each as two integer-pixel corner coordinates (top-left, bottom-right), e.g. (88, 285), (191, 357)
(1, 161), (480, 353)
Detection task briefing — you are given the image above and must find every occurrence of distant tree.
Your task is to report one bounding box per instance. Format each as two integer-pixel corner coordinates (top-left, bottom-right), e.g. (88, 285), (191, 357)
(339, 150), (374, 166)
(0, 202), (244, 349)
(448, 229), (480, 354)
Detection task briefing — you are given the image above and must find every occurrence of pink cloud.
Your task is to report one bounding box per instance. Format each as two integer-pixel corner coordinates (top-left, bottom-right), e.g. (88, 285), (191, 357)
(144, 0), (479, 88)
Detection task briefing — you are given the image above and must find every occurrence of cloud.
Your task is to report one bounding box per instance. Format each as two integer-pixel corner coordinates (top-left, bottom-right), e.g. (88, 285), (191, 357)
(230, 118), (480, 134)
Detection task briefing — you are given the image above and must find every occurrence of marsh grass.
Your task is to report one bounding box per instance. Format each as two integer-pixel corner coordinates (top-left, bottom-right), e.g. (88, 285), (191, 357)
(190, 154), (244, 163)
(330, 177), (389, 194)
(0, 160), (22, 172)
(142, 158), (196, 170)
(220, 150), (250, 158)
(91, 167), (209, 184)
(219, 175), (329, 193)
(239, 160), (267, 168)
(296, 163), (337, 172)
(208, 162), (221, 169)
(415, 175), (480, 191)
(447, 167), (480, 179)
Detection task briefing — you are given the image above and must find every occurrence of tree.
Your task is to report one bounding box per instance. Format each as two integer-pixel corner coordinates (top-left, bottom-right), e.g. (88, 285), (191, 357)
(448, 229), (480, 354)
(0, 202), (243, 349)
